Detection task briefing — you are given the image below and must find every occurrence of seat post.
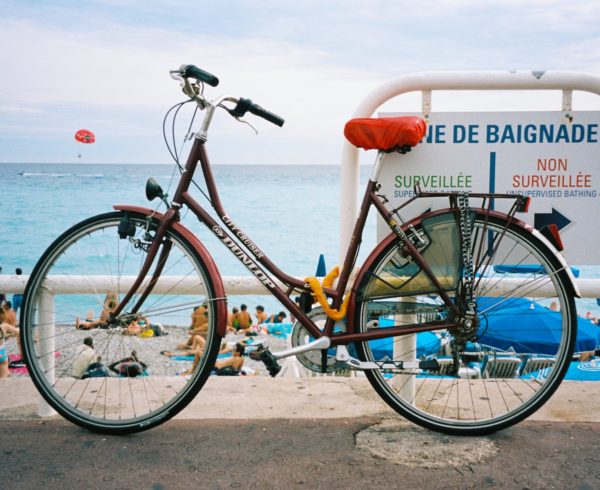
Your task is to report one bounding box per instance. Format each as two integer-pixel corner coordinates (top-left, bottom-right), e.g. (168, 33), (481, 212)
(370, 150), (386, 182)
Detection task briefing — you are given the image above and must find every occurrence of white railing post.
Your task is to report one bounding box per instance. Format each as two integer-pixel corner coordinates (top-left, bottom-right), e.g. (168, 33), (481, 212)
(38, 288), (57, 417)
(393, 315), (416, 402)
(339, 142), (361, 267)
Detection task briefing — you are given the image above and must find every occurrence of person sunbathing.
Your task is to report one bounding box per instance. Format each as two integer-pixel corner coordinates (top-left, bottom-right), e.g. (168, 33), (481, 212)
(213, 343), (245, 374)
(75, 291), (118, 330)
(109, 350), (147, 377)
(162, 334), (206, 357)
(122, 314), (151, 336)
(180, 342), (245, 376)
(175, 305), (209, 349)
(162, 338), (231, 358)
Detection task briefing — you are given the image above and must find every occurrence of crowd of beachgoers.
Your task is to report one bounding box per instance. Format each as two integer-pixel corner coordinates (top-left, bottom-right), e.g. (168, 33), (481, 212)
(0, 277), (292, 378)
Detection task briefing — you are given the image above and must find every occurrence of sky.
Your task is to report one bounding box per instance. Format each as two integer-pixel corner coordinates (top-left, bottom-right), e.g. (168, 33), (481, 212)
(1, 0), (600, 165)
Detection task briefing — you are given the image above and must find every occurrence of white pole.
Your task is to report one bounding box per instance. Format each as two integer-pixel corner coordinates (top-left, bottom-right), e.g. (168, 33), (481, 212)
(38, 289), (57, 417)
(339, 142), (361, 266)
(393, 315), (417, 402)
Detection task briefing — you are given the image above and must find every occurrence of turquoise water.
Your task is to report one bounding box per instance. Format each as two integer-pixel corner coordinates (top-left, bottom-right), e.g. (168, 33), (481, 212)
(1, 162), (377, 316)
(2, 162), (599, 319)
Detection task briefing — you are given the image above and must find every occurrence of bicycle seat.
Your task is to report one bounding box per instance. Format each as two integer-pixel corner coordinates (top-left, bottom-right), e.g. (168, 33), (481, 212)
(344, 116), (426, 152)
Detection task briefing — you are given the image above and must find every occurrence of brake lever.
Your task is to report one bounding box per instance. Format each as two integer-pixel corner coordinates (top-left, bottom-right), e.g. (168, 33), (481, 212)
(169, 70), (184, 82)
(237, 117), (258, 135)
(218, 102), (258, 135)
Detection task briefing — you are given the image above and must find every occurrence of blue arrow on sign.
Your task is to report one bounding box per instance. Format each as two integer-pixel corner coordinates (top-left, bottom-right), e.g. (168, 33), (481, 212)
(534, 208), (571, 231)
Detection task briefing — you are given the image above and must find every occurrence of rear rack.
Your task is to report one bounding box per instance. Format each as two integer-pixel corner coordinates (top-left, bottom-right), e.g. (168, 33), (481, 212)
(390, 185), (530, 218)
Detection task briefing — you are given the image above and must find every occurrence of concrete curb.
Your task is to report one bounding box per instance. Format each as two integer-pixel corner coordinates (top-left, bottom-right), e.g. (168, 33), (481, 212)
(1, 376), (599, 423)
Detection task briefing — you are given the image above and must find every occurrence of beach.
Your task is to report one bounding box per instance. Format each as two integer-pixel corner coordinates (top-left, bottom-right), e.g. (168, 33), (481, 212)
(5, 323), (291, 379)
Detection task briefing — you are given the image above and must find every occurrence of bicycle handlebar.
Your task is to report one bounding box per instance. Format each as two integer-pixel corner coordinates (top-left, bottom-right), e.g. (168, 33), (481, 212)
(247, 101), (285, 127)
(172, 64), (285, 127)
(230, 98), (285, 127)
(178, 64), (219, 87)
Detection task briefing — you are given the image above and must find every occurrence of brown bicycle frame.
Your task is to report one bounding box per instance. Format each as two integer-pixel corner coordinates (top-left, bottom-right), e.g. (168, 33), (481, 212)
(115, 136), (465, 345)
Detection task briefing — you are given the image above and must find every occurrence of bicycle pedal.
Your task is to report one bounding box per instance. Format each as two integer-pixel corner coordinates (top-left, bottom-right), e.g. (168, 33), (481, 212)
(252, 346), (281, 377)
(419, 359), (441, 370)
(419, 359), (457, 376)
(248, 344), (265, 360)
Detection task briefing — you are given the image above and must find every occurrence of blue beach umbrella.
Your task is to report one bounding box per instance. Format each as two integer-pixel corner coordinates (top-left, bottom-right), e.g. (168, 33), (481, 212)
(315, 254), (327, 277)
(369, 333), (442, 359)
(371, 317), (442, 358)
(477, 297), (600, 355)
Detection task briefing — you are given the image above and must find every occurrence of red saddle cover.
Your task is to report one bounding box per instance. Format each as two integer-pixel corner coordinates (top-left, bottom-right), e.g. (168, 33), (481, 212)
(344, 116), (426, 151)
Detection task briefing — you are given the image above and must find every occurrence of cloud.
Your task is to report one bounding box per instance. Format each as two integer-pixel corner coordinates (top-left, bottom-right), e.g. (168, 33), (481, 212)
(0, 104), (41, 114)
(1, 1), (600, 163)
(0, 15), (382, 163)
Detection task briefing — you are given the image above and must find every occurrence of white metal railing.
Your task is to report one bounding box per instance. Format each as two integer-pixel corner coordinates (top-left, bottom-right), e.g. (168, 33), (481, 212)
(0, 275), (278, 296)
(338, 70), (600, 291)
(3, 275), (599, 297)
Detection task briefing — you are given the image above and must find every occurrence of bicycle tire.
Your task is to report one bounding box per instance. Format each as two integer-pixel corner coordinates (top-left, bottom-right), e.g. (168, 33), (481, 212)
(354, 211), (576, 435)
(21, 211), (223, 434)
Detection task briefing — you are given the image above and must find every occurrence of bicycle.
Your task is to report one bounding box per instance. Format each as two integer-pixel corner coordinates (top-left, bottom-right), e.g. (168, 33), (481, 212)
(21, 64), (580, 435)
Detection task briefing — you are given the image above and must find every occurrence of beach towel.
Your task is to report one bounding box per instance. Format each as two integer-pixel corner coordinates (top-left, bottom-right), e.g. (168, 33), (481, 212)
(171, 352), (233, 361)
(8, 354), (28, 375)
(171, 355), (195, 361)
(8, 353), (61, 375)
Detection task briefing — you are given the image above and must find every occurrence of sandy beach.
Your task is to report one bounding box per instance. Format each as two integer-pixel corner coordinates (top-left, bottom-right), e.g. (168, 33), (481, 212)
(6, 324), (290, 379)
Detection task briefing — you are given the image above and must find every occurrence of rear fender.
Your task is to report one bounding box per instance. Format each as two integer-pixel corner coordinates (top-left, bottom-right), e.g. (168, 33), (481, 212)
(529, 227), (580, 297)
(114, 204), (228, 336)
(346, 208), (579, 332)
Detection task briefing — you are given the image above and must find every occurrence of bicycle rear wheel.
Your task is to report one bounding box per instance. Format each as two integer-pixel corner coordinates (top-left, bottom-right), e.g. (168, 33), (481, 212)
(21, 211), (223, 434)
(354, 212), (577, 435)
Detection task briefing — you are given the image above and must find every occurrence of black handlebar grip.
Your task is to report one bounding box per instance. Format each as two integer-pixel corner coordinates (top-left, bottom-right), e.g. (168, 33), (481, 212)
(248, 103), (285, 127)
(181, 64), (219, 87)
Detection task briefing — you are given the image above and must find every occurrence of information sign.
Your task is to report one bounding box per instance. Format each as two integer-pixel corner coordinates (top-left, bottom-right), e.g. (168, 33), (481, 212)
(378, 111), (600, 264)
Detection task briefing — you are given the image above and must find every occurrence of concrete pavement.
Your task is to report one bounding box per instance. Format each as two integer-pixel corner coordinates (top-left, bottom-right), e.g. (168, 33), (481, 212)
(1, 377), (599, 489)
(1, 418), (599, 489)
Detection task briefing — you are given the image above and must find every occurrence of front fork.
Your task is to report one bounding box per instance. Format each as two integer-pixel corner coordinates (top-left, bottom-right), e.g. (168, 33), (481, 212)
(111, 209), (178, 319)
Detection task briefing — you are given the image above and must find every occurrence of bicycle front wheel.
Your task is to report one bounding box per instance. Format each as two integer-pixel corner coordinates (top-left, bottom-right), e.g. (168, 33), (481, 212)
(354, 212), (577, 435)
(21, 211), (223, 434)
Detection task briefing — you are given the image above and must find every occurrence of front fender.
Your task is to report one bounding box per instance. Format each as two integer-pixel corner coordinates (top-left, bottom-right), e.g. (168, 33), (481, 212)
(346, 208), (580, 332)
(114, 204), (228, 336)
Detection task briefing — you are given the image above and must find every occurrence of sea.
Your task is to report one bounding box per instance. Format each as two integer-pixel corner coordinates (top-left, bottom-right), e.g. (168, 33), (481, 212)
(1, 162), (378, 317)
(2, 162), (599, 319)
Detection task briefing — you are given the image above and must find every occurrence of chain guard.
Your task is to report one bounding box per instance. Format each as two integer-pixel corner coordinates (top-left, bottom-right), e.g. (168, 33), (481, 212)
(290, 308), (348, 373)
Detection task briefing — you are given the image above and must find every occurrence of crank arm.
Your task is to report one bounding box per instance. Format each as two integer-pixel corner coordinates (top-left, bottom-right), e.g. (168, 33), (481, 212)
(270, 336), (331, 360)
(335, 345), (440, 372)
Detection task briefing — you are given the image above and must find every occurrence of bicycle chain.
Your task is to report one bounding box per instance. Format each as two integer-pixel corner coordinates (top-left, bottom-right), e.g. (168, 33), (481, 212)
(457, 192), (476, 316)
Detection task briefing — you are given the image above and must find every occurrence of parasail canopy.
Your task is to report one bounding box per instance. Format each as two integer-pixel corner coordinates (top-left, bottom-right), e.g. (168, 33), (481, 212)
(75, 129), (96, 144)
